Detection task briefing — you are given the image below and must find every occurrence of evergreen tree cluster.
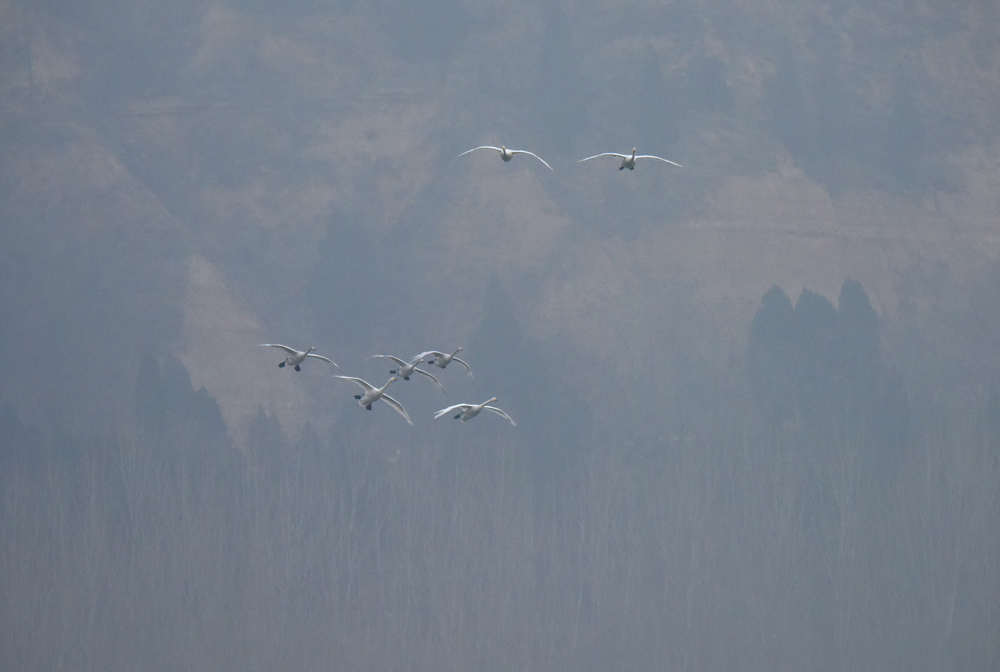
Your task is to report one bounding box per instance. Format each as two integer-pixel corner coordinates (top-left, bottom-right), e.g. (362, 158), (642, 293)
(747, 279), (909, 463)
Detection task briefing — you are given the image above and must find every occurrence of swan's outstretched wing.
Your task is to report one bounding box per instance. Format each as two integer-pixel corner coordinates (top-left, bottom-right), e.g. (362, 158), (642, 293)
(434, 403), (473, 419)
(334, 375), (376, 393)
(307, 353), (342, 371)
(458, 145), (501, 157)
(578, 152), (627, 163)
(510, 150), (554, 170)
(370, 354), (407, 367)
(484, 405), (517, 426)
(452, 356), (475, 383)
(416, 350), (445, 362)
(413, 367), (446, 394)
(260, 343), (299, 355)
(635, 154), (683, 168)
(380, 393), (413, 425)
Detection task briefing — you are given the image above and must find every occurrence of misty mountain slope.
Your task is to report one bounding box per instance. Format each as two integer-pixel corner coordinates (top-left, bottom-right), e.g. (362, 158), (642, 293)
(0, 117), (188, 434)
(177, 254), (346, 442)
(2, 0), (999, 439)
(887, 257), (1000, 393)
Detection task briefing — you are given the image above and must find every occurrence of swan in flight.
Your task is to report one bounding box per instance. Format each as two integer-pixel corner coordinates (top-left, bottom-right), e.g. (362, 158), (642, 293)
(578, 148), (682, 171)
(434, 397), (516, 426)
(418, 349), (474, 382)
(369, 354), (446, 394)
(335, 375), (413, 425)
(260, 344), (341, 372)
(458, 145), (553, 170)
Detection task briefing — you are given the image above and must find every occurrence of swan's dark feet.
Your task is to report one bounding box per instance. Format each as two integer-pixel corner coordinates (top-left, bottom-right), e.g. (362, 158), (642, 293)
(366, 404), (372, 411)
(403, 376), (410, 381)
(389, 369), (397, 374)
(354, 395), (362, 400)
(294, 365), (301, 371)
(454, 414), (462, 420)
(628, 166), (634, 170)
(619, 165), (625, 170)
(278, 362), (285, 368)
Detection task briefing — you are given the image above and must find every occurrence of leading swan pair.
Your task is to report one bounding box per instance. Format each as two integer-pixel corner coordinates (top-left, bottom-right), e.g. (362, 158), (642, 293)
(459, 145), (682, 171)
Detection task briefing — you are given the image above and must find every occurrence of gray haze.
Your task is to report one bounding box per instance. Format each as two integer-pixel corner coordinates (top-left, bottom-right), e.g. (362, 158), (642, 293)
(1, 1), (999, 670)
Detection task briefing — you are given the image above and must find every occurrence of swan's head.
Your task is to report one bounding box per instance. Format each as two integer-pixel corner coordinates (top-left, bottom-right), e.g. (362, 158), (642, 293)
(307, 346), (317, 353)
(631, 148), (637, 155)
(488, 397), (498, 404)
(455, 347), (464, 353)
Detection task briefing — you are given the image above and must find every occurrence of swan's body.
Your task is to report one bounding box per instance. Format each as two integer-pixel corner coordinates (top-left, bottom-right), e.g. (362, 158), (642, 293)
(434, 397), (516, 426)
(335, 375), (413, 425)
(458, 145), (553, 170)
(578, 148), (682, 171)
(418, 349), (474, 382)
(370, 354), (446, 394)
(260, 344), (341, 372)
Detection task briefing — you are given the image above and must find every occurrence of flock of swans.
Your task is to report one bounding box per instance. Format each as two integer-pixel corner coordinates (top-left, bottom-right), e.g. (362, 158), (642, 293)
(259, 141), (679, 429)
(260, 344), (515, 427)
(459, 145), (683, 171)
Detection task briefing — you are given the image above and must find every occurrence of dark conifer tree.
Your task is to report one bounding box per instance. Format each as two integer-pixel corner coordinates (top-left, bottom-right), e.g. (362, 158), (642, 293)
(748, 284), (797, 425)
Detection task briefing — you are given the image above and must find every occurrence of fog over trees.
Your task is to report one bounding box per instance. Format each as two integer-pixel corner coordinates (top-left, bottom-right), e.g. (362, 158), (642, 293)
(2, 1), (999, 671)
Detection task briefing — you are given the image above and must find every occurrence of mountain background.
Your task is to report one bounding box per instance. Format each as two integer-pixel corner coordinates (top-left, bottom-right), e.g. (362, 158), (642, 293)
(1, 1), (999, 671)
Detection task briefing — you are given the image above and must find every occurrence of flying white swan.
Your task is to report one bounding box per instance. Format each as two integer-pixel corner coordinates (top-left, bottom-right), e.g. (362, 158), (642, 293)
(418, 349), (474, 382)
(335, 375), (413, 425)
(433, 397), (516, 426)
(369, 354), (446, 394)
(578, 148), (682, 171)
(458, 145), (553, 170)
(259, 344), (341, 372)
